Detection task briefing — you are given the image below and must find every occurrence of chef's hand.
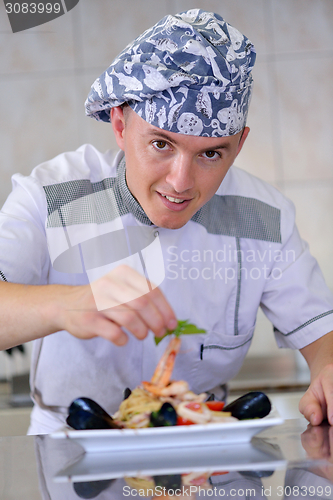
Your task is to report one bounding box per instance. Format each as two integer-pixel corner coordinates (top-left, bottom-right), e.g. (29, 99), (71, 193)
(62, 264), (177, 346)
(299, 332), (333, 426)
(299, 364), (333, 426)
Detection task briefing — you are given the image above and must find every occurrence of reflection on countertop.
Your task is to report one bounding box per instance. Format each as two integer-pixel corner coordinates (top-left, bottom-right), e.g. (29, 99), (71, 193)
(2, 418), (333, 500)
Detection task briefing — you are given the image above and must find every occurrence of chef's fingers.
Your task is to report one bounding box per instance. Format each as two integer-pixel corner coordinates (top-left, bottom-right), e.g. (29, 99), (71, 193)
(92, 296), (171, 344)
(62, 265), (177, 344)
(126, 288), (177, 337)
(102, 289), (177, 340)
(299, 388), (326, 426)
(65, 308), (129, 346)
(91, 265), (177, 336)
(89, 316), (129, 346)
(126, 286), (178, 337)
(90, 265), (152, 310)
(320, 371), (333, 426)
(119, 265), (177, 331)
(102, 300), (159, 340)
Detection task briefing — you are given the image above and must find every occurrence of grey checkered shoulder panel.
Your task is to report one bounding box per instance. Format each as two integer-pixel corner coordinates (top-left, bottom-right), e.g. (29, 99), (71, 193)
(43, 157), (152, 228)
(44, 177), (115, 217)
(192, 195), (281, 242)
(44, 178), (117, 226)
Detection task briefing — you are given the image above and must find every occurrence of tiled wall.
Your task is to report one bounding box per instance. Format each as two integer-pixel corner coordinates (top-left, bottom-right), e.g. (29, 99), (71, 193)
(0, 0), (332, 376)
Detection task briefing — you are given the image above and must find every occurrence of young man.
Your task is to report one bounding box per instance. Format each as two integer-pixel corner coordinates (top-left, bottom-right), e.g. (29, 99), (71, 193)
(0, 10), (332, 433)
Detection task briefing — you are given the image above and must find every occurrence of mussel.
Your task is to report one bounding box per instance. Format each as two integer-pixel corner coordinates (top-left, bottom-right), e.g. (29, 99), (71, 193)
(223, 391), (271, 420)
(73, 479), (114, 499)
(240, 470), (274, 479)
(150, 402), (177, 427)
(123, 387), (132, 400)
(66, 397), (121, 430)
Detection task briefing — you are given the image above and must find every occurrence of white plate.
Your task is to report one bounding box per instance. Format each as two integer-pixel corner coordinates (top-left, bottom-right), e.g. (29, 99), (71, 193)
(50, 408), (284, 454)
(54, 437), (286, 483)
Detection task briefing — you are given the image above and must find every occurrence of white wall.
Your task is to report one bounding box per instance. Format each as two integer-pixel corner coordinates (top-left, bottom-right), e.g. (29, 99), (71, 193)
(0, 0), (332, 376)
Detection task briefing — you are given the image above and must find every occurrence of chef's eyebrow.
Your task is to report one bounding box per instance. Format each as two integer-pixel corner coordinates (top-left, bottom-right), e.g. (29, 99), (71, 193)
(148, 130), (178, 143)
(148, 130), (232, 150)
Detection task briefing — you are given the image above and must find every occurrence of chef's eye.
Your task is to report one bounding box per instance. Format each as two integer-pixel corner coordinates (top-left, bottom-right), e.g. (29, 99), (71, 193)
(202, 150), (220, 160)
(153, 140), (168, 150)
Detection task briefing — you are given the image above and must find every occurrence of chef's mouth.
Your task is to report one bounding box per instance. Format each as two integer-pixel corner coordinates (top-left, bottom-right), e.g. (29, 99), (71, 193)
(157, 192), (192, 204)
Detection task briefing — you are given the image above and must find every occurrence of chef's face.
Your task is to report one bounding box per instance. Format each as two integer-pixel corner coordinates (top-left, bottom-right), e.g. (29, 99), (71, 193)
(111, 106), (249, 229)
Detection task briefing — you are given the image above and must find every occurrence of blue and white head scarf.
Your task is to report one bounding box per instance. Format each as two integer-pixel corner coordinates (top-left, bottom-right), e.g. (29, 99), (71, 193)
(85, 9), (256, 137)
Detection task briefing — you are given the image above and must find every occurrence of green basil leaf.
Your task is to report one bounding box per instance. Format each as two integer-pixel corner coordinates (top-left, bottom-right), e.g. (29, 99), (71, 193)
(154, 320), (206, 345)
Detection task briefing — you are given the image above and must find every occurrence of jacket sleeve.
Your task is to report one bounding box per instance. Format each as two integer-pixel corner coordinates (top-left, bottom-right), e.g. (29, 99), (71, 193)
(0, 173), (49, 285)
(260, 200), (333, 350)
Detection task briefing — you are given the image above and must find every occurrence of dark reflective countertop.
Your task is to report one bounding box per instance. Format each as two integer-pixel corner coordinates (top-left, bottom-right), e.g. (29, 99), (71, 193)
(1, 418), (333, 500)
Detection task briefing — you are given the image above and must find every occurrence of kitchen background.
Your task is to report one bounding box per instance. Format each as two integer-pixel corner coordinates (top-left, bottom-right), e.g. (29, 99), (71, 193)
(0, 0), (332, 387)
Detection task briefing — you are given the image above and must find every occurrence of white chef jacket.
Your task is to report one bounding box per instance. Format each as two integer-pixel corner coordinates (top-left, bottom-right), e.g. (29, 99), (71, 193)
(1, 144), (333, 434)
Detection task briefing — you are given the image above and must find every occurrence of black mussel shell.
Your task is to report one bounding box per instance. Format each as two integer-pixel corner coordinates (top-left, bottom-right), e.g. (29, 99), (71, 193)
(150, 402), (177, 427)
(154, 474), (182, 490)
(66, 397), (121, 430)
(73, 479), (114, 498)
(240, 470), (275, 479)
(223, 391), (271, 420)
(123, 387), (132, 400)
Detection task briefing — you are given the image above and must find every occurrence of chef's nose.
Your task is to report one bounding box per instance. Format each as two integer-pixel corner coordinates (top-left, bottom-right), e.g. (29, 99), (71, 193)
(165, 154), (195, 193)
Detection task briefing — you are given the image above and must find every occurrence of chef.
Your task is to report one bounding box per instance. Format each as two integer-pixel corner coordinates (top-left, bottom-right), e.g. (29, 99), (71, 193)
(0, 9), (332, 434)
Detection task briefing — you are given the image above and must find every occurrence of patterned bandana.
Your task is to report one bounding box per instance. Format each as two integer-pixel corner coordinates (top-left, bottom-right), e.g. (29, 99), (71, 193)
(85, 9), (256, 137)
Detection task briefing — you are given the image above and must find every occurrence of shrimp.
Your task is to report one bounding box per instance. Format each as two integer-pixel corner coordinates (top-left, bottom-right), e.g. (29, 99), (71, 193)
(142, 337), (207, 402)
(142, 380), (189, 397)
(141, 336), (182, 396)
(151, 336), (181, 386)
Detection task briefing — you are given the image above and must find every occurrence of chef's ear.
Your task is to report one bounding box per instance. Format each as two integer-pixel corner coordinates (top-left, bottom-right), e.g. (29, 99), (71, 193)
(110, 106), (126, 150)
(236, 126), (250, 157)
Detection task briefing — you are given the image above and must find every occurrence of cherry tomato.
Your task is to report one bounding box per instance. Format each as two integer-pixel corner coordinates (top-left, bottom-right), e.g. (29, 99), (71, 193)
(205, 401), (225, 411)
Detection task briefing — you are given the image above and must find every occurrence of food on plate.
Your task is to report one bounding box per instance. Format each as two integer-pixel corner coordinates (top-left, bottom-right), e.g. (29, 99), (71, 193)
(150, 402), (178, 427)
(66, 323), (272, 431)
(113, 336), (236, 428)
(66, 396), (121, 430)
(223, 391), (271, 420)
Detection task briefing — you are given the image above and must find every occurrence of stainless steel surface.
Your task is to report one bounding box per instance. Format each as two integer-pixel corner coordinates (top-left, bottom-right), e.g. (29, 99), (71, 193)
(1, 417), (333, 500)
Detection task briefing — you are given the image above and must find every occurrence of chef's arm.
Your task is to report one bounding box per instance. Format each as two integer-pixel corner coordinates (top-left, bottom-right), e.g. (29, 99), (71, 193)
(299, 330), (333, 425)
(0, 281), (67, 350)
(0, 265), (177, 351)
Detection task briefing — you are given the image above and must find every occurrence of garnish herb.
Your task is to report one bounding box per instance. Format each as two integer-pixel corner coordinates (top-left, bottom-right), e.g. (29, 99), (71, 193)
(155, 320), (206, 345)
